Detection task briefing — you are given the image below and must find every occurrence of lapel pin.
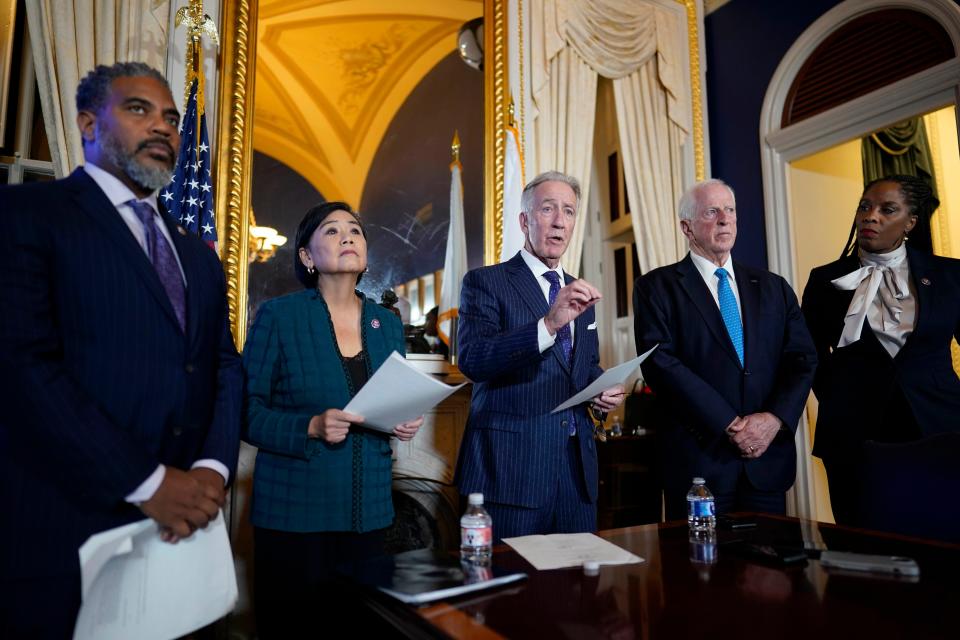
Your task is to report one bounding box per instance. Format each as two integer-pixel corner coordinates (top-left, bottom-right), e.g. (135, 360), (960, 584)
(920, 277), (931, 286)
(371, 318), (381, 329)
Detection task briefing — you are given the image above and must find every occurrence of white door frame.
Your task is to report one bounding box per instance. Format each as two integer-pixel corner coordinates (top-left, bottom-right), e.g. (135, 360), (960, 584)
(759, 0), (960, 519)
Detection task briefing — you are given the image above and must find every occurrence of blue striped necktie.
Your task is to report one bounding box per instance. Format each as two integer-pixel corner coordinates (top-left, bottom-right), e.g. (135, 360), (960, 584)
(715, 268), (743, 365)
(542, 270), (576, 436)
(542, 270), (572, 366)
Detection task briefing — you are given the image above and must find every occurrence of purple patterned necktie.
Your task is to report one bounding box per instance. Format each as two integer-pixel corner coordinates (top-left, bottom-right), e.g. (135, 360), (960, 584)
(543, 270), (576, 436)
(128, 199), (186, 332)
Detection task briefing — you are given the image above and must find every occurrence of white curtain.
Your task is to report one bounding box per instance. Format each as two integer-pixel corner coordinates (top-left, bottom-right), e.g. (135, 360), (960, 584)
(532, 47), (598, 274)
(26, 1), (173, 177)
(614, 62), (687, 273)
(529, 0), (691, 274)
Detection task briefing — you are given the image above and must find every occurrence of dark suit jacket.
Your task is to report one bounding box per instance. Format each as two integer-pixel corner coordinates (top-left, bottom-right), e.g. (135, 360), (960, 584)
(801, 248), (960, 461)
(633, 254), (816, 499)
(454, 252), (603, 509)
(0, 169), (241, 580)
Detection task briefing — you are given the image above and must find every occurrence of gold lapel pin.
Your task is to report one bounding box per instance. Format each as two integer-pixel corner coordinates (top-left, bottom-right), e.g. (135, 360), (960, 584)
(920, 277), (931, 286)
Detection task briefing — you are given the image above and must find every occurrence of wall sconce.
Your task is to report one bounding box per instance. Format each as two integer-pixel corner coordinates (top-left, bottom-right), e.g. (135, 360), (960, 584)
(248, 209), (287, 263)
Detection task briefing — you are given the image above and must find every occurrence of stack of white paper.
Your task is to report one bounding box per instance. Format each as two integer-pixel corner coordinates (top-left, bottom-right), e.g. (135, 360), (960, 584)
(343, 351), (466, 431)
(503, 533), (644, 571)
(73, 512), (238, 640)
(552, 345), (658, 413)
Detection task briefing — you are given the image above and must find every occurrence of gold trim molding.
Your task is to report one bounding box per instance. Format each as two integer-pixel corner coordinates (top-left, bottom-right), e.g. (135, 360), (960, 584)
(677, 0), (705, 181)
(215, 0), (257, 347)
(217, 0), (505, 341)
(484, 0), (508, 265)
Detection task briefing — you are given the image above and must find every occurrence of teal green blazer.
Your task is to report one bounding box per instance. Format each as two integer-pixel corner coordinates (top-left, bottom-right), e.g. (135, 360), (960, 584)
(242, 289), (405, 532)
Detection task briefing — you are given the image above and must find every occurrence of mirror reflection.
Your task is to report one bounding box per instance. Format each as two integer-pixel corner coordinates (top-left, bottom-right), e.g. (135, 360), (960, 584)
(248, 1), (485, 327)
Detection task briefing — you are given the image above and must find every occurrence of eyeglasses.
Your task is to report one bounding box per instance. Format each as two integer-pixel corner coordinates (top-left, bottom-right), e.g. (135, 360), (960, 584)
(699, 207), (736, 221)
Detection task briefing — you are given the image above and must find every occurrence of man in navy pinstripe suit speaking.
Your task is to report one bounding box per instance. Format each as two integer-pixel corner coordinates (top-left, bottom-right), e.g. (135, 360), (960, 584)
(454, 171), (624, 540)
(0, 63), (241, 637)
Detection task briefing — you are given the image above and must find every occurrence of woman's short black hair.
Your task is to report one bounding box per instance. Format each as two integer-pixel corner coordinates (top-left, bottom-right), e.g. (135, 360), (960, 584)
(293, 201), (366, 289)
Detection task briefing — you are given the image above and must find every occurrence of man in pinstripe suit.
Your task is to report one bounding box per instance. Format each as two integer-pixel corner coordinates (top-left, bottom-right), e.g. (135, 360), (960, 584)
(455, 171), (624, 540)
(0, 63), (241, 637)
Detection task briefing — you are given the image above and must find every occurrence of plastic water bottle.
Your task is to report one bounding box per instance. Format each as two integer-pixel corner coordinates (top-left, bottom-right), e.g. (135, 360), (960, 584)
(689, 529), (718, 565)
(460, 493), (493, 562)
(610, 416), (623, 437)
(686, 477), (716, 532)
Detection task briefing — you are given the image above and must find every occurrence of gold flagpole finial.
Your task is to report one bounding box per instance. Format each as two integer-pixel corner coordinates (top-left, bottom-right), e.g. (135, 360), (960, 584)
(175, 0), (220, 111)
(451, 131), (461, 165)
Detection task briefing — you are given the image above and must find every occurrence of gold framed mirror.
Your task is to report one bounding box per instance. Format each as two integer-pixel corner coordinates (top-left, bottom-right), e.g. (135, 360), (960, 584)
(214, 0), (508, 346)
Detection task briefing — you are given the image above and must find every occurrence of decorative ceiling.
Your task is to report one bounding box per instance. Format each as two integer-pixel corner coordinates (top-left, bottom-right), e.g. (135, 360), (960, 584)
(255, 0), (483, 205)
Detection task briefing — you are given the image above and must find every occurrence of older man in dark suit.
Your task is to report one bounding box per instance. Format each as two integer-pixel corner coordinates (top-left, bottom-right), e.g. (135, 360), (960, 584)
(633, 179), (816, 520)
(454, 171), (624, 540)
(0, 62), (241, 637)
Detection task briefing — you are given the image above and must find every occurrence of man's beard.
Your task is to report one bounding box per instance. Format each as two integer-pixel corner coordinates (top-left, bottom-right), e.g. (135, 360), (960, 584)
(98, 123), (175, 191)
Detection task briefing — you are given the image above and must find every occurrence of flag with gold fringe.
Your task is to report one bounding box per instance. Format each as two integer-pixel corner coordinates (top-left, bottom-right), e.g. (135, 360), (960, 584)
(438, 132), (468, 347)
(500, 121), (525, 262)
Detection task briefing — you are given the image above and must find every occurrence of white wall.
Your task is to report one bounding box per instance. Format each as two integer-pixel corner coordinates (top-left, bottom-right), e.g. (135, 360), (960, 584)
(786, 138), (863, 523)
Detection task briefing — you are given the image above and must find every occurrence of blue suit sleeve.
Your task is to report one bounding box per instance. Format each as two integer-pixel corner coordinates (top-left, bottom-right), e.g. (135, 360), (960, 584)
(768, 277), (817, 431)
(457, 269), (545, 382)
(196, 257), (242, 482)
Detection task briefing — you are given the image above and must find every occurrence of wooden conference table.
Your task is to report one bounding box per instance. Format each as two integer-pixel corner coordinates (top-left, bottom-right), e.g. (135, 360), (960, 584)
(356, 515), (959, 639)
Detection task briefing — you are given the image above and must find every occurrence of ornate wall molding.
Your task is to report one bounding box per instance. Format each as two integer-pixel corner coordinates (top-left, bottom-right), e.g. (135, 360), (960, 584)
(677, 0), (705, 181)
(215, 0), (257, 346)
(485, 0), (508, 265)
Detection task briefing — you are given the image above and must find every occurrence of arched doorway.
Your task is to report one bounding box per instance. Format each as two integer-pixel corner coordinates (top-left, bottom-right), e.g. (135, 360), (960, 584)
(760, 0), (960, 521)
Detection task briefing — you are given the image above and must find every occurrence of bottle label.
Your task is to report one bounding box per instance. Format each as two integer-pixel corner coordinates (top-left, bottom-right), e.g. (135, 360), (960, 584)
(689, 500), (715, 518)
(462, 525), (492, 547)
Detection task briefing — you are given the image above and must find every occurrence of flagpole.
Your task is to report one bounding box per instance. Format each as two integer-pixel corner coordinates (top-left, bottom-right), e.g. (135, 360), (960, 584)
(439, 131), (468, 366)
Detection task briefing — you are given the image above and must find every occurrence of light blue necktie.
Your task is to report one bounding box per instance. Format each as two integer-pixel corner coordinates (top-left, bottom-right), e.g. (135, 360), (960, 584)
(715, 268), (743, 365)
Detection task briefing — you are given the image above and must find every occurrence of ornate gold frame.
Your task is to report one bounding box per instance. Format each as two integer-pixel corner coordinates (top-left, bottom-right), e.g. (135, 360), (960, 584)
(677, 0), (705, 181)
(484, 0), (508, 265)
(215, 0), (257, 347)
(215, 0), (703, 344)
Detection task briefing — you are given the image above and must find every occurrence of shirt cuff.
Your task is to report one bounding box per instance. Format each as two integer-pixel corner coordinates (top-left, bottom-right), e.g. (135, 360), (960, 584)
(191, 459), (230, 486)
(125, 464), (165, 504)
(538, 318), (557, 353)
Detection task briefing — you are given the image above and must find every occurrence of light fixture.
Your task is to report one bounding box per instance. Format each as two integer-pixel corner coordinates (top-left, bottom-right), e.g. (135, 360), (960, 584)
(458, 17), (483, 71)
(248, 210), (287, 263)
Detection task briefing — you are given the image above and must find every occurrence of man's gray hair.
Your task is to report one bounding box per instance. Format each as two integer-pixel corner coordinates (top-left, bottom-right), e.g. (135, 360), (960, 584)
(76, 62), (170, 114)
(520, 171), (581, 214)
(678, 179), (735, 221)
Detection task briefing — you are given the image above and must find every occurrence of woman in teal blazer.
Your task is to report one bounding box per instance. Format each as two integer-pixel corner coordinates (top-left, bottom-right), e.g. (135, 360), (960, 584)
(242, 202), (422, 638)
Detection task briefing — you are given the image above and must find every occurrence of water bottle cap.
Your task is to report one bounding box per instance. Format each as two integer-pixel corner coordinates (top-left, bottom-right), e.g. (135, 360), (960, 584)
(468, 493), (484, 505)
(693, 477), (705, 485)
(583, 561), (600, 575)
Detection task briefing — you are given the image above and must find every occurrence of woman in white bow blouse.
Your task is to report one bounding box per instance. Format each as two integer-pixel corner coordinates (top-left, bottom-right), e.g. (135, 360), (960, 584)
(801, 175), (960, 526)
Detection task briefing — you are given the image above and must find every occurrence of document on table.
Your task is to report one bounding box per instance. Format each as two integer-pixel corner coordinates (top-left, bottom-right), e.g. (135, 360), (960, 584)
(73, 511), (237, 640)
(503, 533), (644, 571)
(552, 344), (658, 413)
(343, 351), (466, 432)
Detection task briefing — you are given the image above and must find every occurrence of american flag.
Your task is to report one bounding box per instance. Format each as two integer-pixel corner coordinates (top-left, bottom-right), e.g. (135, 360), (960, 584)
(160, 79), (216, 249)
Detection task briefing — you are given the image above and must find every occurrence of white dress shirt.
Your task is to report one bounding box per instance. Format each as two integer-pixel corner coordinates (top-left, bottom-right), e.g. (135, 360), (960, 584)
(688, 250), (742, 319)
(519, 247), (576, 353)
(83, 163), (229, 502)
